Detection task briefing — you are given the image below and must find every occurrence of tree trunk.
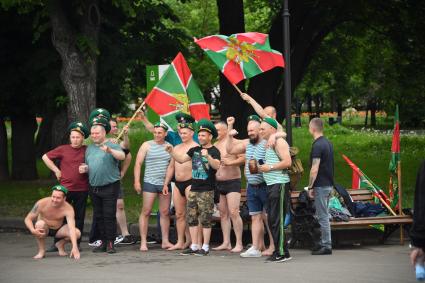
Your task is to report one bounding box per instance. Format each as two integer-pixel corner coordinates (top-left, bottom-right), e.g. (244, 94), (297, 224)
(0, 117), (9, 180)
(11, 115), (38, 180)
(294, 97), (302, 127)
(370, 100), (377, 127)
(49, 0), (99, 125)
(217, 0), (247, 137)
(364, 108), (369, 127)
(337, 102), (343, 124)
(314, 95), (321, 117)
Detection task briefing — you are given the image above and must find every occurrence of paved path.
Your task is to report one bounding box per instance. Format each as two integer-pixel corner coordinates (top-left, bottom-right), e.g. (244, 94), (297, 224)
(0, 232), (417, 283)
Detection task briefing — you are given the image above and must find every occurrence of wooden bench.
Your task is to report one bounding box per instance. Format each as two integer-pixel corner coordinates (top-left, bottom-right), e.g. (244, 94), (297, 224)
(290, 189), (412, 244)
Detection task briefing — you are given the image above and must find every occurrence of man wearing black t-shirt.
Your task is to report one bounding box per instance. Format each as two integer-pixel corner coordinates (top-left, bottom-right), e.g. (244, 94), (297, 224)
(307, 118), (334, 255)
(166, 119), (221, 256)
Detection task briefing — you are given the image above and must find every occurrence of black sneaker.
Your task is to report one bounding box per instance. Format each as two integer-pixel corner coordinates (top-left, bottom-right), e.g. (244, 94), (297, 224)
(117, 235), (136, 245)
(106, 241), (116, 254)
(92, 242), (106, 253)
(179, 248), (197, 256)
(265, 253), (292, 263)
(46, 244), (58, 253)
(194, 249), (209, 256)
(146, 235), (157, 244)
(311, 247), (332, 255)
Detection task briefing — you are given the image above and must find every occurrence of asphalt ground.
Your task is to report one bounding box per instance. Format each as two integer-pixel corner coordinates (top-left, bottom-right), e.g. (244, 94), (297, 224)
(0, 231), (417, 283)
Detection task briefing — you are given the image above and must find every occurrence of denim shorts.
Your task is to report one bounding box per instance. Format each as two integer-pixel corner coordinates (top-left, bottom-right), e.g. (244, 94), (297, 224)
(143, 182), (169, 194)
(247, 183), (268, 215)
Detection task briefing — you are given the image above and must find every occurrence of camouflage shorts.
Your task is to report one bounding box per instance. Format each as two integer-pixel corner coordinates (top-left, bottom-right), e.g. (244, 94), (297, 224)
(186, 190), (214, 228)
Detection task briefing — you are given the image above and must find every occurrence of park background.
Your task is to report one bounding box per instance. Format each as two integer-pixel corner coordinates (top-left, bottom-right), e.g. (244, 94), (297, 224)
(1, 0), (424, 223)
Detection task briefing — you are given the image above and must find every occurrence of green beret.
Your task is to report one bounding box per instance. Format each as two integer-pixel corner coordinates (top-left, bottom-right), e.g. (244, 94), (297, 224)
(68, 121), (89, 139)
(262, 117), (278, 129)
(90, 117), (111, 133)
(154, 122), (169, 131)
(177, 122), (194, 131)
(247, 115), (261, 123)
(89, 108), (111, 122)
(175, 112), (195, 124)
(51, 185), (68, 195)
(197, 119), (217, 139)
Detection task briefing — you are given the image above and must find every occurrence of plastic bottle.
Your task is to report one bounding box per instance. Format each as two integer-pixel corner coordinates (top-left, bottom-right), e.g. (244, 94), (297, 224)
(417, 254), (425, 281)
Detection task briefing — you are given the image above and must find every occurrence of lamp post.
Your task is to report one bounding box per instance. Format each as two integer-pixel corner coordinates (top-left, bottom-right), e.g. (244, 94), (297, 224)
(283, 0), (292, 146)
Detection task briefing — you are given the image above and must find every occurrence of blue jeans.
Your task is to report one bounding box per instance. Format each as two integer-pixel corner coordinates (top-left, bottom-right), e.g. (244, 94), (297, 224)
(246, 183), (268, 215)
(314, 186), (332, 249)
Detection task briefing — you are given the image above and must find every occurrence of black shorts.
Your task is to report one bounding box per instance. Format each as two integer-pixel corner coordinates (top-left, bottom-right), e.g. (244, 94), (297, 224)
(48, 222), (65, 238)
(217, 179), (241, 195)
(174, 179), (192, 197)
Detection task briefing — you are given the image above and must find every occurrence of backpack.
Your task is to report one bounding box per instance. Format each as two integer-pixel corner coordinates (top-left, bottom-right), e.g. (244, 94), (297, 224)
(288, 147), (304, 190)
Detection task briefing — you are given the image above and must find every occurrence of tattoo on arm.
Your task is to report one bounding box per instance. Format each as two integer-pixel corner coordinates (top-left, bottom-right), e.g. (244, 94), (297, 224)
(31, 203), (38, 213)
(308, 158), (321, 188)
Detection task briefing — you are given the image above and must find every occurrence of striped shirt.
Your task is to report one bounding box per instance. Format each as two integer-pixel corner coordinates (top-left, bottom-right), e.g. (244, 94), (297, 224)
(143, 141), (171, 186)
(263, 147), (290, 186)
(245, 140), (266, 185)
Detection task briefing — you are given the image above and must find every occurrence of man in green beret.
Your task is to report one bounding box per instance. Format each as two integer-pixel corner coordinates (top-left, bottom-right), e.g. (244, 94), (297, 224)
(24, 185), (81, 260)
(138, 111), (199, 146)
(42, 121), (89, 252)
(85, 117), (125, 253)
(162, 121), (200, 251)
(166, 119), (221, 256)
(134, 122), (173, 251)
(89, 108), (111, 122)
(258, 118), (292, 262)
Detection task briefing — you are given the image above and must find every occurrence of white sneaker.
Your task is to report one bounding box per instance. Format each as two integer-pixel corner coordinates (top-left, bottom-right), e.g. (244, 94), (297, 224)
(114, 235), (124, 245)
(88, 240), (103, 247)
(240, 246), (262, 258)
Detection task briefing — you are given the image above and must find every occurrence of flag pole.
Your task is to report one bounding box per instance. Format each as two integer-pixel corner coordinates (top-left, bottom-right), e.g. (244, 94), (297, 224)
(397, 160), (404, 244)
(116, 98), (146, 140)
(232, 83), (244, 96)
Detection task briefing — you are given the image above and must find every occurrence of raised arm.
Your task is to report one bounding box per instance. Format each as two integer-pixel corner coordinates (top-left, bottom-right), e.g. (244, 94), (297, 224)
(134, 142), (149, 194)
(41, 154), (61, 181)
(240, 93), (268, 119)
(138, 110), (155, 133)
(226, 116), (247, 155)
(120, 125), (130, 149)
(201, 149), (221, 170)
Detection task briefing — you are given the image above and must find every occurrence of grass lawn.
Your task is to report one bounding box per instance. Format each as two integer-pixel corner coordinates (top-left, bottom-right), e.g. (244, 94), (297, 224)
(0, 117), (424, 224)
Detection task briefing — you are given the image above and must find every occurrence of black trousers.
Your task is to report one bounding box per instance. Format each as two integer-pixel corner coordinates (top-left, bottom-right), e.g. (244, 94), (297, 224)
(89, 181), (119, 242)
(67, 191), (88, 244)
(266, 183), (291, 257)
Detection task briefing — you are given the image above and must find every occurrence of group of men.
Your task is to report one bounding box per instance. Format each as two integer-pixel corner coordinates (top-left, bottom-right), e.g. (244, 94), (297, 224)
(24, 92), (335, 263)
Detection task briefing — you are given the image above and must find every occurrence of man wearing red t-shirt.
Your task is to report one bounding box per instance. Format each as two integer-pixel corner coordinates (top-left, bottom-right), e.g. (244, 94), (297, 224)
(42, 122), (90, 248)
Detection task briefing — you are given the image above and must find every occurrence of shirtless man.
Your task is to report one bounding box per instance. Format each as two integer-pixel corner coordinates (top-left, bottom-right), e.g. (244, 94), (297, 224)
(24, 185), (81, 260)
(163, 121), (198, 250)
(212, 121), (245, 252)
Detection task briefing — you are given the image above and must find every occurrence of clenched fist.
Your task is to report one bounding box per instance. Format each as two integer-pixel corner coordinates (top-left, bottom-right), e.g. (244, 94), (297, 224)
(227, 116), (235, 126)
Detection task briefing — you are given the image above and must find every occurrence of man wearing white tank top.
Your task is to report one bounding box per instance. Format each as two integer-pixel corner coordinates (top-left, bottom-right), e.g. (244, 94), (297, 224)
(134, 122), (172, 251)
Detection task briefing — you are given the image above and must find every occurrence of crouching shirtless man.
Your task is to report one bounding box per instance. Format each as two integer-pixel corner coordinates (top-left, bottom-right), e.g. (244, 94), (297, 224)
(24, 185), (81, 260)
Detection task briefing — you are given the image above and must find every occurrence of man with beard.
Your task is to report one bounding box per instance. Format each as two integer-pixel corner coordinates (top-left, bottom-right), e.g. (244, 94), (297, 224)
(226, 115), (277, 258)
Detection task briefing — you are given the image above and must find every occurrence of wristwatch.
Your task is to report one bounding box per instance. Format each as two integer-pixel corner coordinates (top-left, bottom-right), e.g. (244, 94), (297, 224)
(270, 165), (274, 170)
